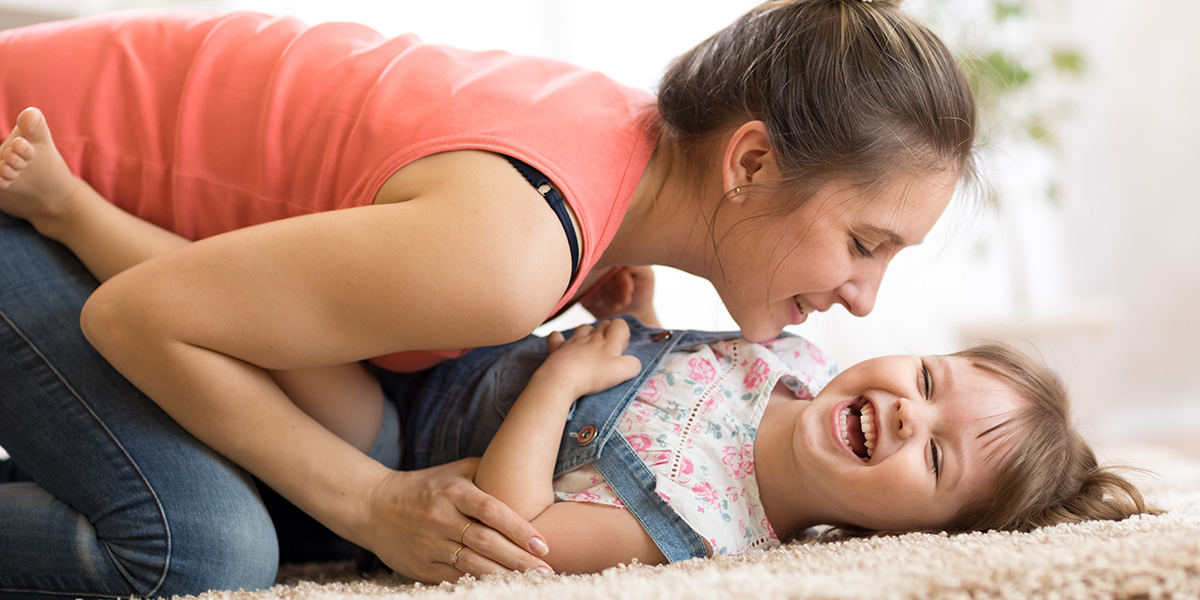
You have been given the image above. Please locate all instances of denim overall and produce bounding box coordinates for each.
[398,316,762,562]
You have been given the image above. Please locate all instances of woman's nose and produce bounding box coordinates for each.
[837,269,882,317]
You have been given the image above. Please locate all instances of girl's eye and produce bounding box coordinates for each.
[852,237,875,259]
[921,361,933,398]
[931,441,942,479]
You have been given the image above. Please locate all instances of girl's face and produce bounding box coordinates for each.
[711,170,956,343]
[785,354,1024,532]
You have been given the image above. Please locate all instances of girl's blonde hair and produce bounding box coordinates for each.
[942,343,1155,533]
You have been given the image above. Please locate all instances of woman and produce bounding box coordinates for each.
[0,0,976,596]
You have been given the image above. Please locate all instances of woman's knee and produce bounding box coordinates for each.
[153,489,280,595]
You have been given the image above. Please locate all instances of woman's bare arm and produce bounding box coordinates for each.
[80,151,570,581]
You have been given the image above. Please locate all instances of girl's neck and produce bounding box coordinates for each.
[755,399,835,540]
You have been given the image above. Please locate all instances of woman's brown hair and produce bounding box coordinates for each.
[657,0,978,206]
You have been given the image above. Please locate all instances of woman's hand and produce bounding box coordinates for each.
[364,458,552,583]
[579,266,660,327]
[538,318,642,400]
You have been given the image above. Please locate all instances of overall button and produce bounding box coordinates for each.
[651,331,672,343]
[576,425,598,445]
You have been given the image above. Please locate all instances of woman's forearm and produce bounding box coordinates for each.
[79,312,389,543]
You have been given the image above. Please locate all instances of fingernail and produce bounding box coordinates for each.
[536,566,552,575]
[529,537,549,556]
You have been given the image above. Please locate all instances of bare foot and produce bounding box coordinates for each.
[0,107,84,224]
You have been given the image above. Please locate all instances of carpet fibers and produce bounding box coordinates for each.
[189,442,1200,600]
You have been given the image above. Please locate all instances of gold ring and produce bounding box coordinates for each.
[459,520,475,545]
[450,545,464,566]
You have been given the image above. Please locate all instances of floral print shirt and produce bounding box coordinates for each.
[552,335,838,557]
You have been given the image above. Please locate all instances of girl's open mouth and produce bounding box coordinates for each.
[839,397,877,461]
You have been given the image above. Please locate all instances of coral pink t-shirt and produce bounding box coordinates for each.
[0,10,659,371]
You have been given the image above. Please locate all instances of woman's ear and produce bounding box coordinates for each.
[721,121,778,203]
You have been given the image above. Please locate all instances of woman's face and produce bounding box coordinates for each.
[710,171,956,343]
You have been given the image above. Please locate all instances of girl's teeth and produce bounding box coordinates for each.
[861,404,875,458]
[840,406,851,447]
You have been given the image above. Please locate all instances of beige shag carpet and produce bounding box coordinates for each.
[191,442,1200,600]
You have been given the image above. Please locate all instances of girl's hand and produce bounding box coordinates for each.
[538,319,642,399]
[580,266,660,327]
[363,458,552,583]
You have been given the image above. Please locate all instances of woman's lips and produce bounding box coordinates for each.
[791,296,815,325]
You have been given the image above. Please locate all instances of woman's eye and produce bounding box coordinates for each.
[852,237,875,259]
[931,442,941,479]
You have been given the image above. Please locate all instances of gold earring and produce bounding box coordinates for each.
[734,187,742,195]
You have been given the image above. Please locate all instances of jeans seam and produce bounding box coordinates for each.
[0,309,173,598]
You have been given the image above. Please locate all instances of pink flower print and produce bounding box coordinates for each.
[700,394,721,414]
[628,433,652,458]
[676,457,694,484]
[687,357,716,384]
[743,358,770,388]
[640,377,665,402]
[650,450,672,466]
[692,482,719,509]
[806,340,829,366]
[762,516,779,540]
[721,445,755,479]
[725,486,746,504]
[634,404,654,424]
[570,489,603,503]
[759,339,777,350]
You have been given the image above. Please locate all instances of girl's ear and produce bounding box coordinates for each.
[721,121,778,203]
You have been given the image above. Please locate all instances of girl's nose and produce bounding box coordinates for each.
[893,397,923,440]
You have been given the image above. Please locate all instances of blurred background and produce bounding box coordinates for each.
[1,0,1195,453]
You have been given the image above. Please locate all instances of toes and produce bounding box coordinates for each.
[15,107,51,145]
[10,137,33,161]
[5,146,29,170]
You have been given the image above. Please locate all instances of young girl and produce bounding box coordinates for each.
[0,111,1150,578]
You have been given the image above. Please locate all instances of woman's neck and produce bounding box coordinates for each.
[595,136,717,276]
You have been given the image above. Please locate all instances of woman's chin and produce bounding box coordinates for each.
[738,321,784,343]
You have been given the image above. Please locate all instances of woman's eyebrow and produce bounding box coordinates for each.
[862,224,919,247]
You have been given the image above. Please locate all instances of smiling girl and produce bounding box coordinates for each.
[436,318,1152,571]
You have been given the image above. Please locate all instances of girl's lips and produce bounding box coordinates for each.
[831,398,857,458]
[831,397,874,461]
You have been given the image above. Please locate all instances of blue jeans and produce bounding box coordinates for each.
[0,213,400,598]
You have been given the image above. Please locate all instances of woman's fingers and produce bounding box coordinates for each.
[363,461,551,582]
[453,477,551,565]
[457,516,551,574]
